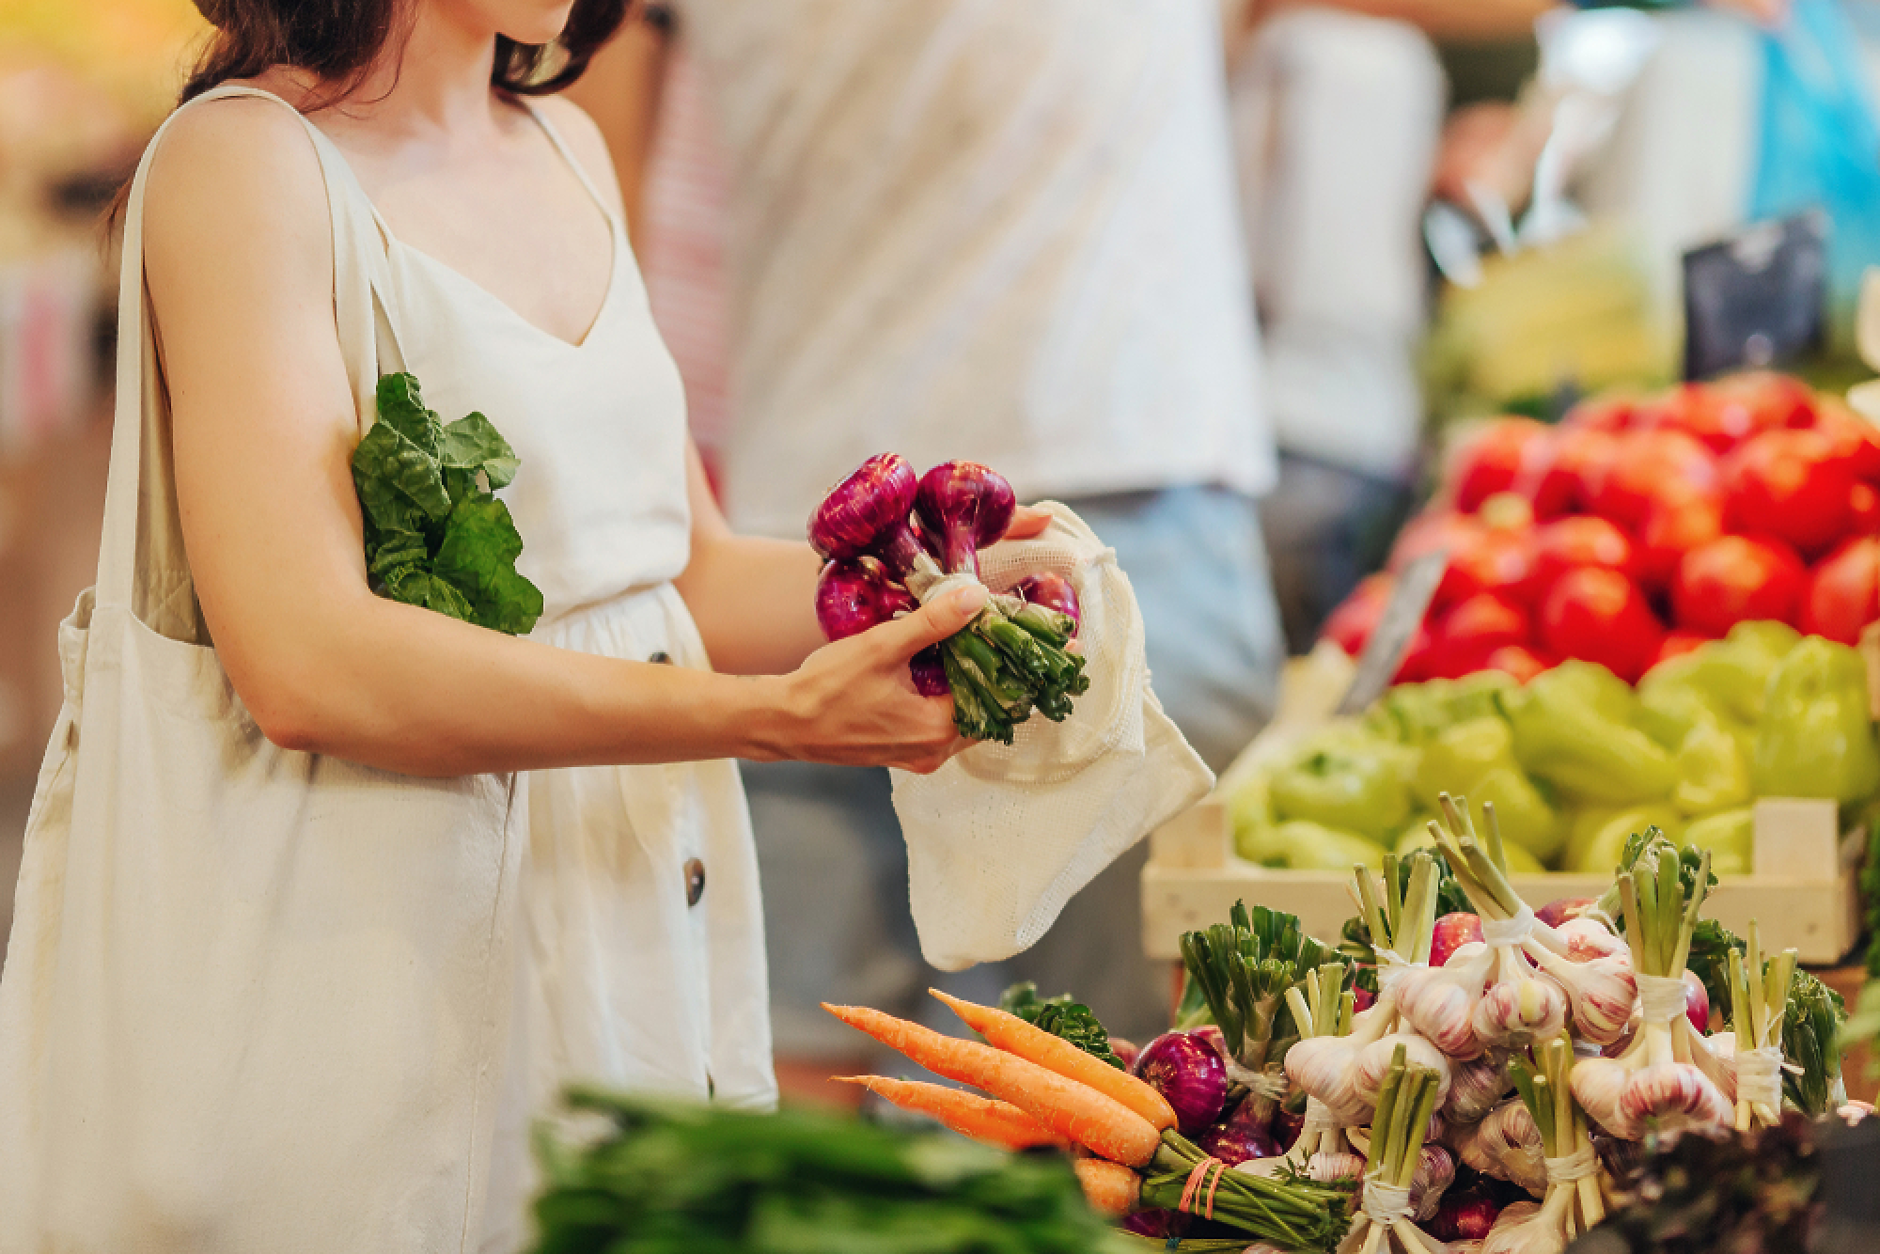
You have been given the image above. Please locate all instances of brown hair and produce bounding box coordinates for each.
[180,0,631,105]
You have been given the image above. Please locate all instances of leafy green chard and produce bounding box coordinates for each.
[352,373,543,635]
[530,1087,1136,1254]
[996,983,1124,1070]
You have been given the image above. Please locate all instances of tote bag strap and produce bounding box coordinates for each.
[96,84,403,621]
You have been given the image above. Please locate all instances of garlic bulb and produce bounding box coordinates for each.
[1282,1034,1369,1125]
[1529,950,1635,1046]
[1463,1098,1548,1196]
[1480,1196,1571,1254]
[1618,1062,1731,1131]
[1355,1033,1454,1109]
[1306,1151,1365,1184]
[1568,1056,1639,1140]
[1411,1144,1456,1222]
[1471,975,1568,1049]
[1556,917,1627,963]
[1397,944,1492,1060]
[1446,1052,1512,1124]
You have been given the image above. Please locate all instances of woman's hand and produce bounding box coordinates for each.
[765,583,987,773]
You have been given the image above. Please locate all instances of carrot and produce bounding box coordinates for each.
[821,1002,1162,1167]
[834,1076,1066,1151]
[1072,1157,1142,1218]
[929,989,1177,1131]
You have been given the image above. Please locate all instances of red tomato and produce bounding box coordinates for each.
[1671,535,1807,635]
[1453,419,1553,513]
[1389,511,1482,574]
[1643,383,1763,453]
[1650,631,1712,672]
[1711,371,1819,429]
[1427,593,1531,678]
[1633,490,1725,590]
[1320,574,1393,657]
[1563,392,1646,433]
[1483,644,1554,683]
[1813,402,1880,484]
[1852,482,1880,532]
[1721,428,1857,557]
[1394,625,1438,683]
[1800,537,1880,645]
[1526,516,1636,600]
[1539,568,1665,683]
[1552,427,1623,514]
[1590,429,1719,531]
[1435,527,1536,611]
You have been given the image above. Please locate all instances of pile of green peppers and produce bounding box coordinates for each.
[1230,622,1880,875]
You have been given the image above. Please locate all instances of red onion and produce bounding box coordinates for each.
[1014,571,1080,630]
[1196,1117,1280,1167]
[1428,1185,1502,1242]
[1121,1210,1188,1240]
[808,454,918,562]
[1110,1036,1141,1071]
[1271,1103,1305,1152]
[814,558,917,641]
[908,647,949,698]
[1134,1031,1228,1135]
[1431,912,1485,969]
[915,461,1016,577]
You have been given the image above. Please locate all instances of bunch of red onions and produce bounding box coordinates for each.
[809,454,1088,744]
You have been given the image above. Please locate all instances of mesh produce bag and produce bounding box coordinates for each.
[891,502,1214,971]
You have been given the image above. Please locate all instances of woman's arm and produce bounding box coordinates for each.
[143,98,972,779]
[672,442,828,675]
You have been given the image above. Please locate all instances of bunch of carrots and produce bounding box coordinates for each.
[825,992,1352,1252]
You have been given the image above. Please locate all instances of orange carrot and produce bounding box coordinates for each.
[834,1075,1066,1151]
[929,988,1177,1131]
[821,1002,1162,1167]
[1073,1157,1142,1218]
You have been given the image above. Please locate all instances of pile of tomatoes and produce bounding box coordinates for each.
[1324,372,1880,684]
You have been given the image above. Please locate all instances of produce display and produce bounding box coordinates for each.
[809,455,1087,743]
[1323,373,1880,685]
[818,796,1866,1252]
[1230,629,1880,873]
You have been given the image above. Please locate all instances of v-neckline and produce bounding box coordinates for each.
[312,104,621,352]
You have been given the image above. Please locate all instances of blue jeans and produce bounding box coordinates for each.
[746,485,1283,1054]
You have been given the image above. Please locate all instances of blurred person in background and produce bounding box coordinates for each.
[574,0,1284,1060]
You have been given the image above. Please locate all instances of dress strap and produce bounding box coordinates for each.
[519,100,626,239]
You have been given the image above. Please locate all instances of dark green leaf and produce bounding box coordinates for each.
[375,371,441,457]
[440,411,520,488]
[352,421,452,528]
[996,982,1125,1070]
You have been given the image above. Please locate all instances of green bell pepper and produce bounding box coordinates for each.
[1682,807,1754,876]
[1260,819,1387,872]
[1412,716,1564,862]
[1267,736,1413,841]
[1671,722,1752,817]
[1751,636,1880,804]
[1499,666,1677,805]
[1689,621,1803,725]
[1565,804,1685,875]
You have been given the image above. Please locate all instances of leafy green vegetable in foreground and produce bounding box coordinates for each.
[352,373,542,634]
[529,1087,1134,1254]
[997,982,1125,1070]
[1180,900,1348,1070]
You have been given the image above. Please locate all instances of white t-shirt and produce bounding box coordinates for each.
[675,0,1275,538]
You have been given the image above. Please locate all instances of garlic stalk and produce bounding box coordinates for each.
[1339,1044,1448,1254]
[1725,920,1797,1131]
[1243,965,1356,1179]
[1509,1035,1606,1246]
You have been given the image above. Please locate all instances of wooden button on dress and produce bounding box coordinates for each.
[684,858,706,906]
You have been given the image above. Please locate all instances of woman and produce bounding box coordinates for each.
[0,0,1045,1249]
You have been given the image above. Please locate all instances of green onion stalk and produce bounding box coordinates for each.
[1178,901,1350,1121]
[1138,1130,1354,1254]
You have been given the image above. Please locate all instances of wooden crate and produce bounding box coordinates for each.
[1142,794,1864,965]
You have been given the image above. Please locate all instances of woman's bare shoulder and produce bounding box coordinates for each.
[140,86,333,291]
[529,94,630,219]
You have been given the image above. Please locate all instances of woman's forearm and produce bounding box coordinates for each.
[675,532,826,675]
[250,585,797,777]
